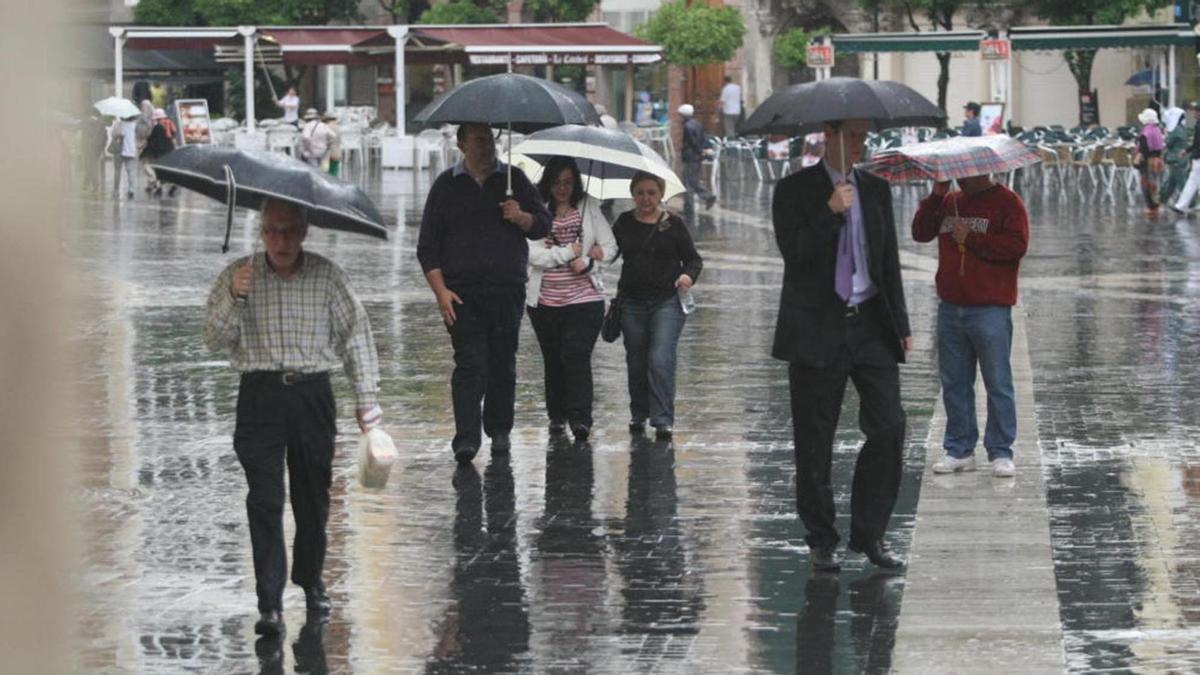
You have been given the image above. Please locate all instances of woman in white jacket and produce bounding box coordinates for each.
[526,156,618,442]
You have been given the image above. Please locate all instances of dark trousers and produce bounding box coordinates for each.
[448,285,525,450]
[683,159,712,201]
[527,300,605,428]
[787,306,905,549]
[233,372,336,613]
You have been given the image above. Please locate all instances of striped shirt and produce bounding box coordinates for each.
[538,209,604,307]
[204,250,380,408]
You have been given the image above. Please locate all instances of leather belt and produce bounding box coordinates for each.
[246,371,328,386]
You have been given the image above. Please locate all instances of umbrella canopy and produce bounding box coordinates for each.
[150,146,387,251]
[510,124,685,200]
[93,97,141,119]
[740,77,946,136]
[413,73,600,134]
[1125,68,1161,87]
[861,135,1041,183]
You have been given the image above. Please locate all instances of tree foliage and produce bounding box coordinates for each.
[133,0,362,26]
[525,0,601,23]
[636,1,746,67]
[774,26,830,71]
[417,0,501,24]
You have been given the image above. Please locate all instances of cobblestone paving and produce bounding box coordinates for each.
[69,167,1200,673]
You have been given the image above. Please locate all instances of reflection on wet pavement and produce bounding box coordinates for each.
[70,169,1200,672]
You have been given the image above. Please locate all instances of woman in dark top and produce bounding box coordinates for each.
[611,171,703,440]
[140,108,177,197]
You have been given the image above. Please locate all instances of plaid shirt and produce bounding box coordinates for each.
[205,250,380,408]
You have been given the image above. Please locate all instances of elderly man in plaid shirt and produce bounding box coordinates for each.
[205,198,381,637]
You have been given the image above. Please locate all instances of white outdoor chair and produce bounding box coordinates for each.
[415,129,446,173]
[338,125,365,175]
[266,126,299,156]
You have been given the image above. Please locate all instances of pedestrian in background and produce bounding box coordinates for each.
[1160,107,1189,207]
[204,198,382,637]
[679,104,716,210]
[322,112,341,176]
[139,108,177,197]
[417,123,551,464]
[1170,102,1200,214]
[526,156,617,444]
[1135,107,1165,215]
[961,102,982,137]
[300,109,334,168]
[770,118,912,572]
[911,173,1029,478]
[275,86,301,126]
[719,76,742,139]
[611,171,703,441]
[109,112,140,199]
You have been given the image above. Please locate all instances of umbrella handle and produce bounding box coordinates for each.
[507,122,513,197]
[222,164,237,254]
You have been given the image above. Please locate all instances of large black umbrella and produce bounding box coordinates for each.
[740,77,946,137]
[414,73,600,194]
[414,72,599,134]
[151,145,387,252]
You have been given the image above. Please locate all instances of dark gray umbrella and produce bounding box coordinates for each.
[414,73,600,194]
[740,77,946,136]
[150,145,387,252]
[414,73,599,134]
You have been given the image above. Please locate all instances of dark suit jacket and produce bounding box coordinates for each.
[770,161,911,367]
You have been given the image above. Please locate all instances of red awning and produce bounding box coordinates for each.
[412,24,662,66]
[259,28,387,66]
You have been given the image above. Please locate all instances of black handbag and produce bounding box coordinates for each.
[600,213,664,343]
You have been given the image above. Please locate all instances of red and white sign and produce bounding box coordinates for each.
[807,43,835,69]
[981,38,1011,61]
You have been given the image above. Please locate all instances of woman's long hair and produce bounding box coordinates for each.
[536,156,585,209]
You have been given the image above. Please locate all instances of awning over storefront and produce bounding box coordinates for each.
[414,23,662,66]
[116,23,660,67]
[832,30,985,54]
[1009,24,1196,51]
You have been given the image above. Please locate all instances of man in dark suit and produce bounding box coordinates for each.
[771,118,912,572]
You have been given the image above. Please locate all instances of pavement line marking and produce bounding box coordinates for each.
[891,300,1066,673]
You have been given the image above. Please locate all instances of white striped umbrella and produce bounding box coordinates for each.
[511,124,685,200]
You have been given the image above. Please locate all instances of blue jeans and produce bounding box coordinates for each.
[620,296,687,427]
[937,301,1016,461]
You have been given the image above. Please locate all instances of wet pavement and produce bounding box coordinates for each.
[70,166,1200,672]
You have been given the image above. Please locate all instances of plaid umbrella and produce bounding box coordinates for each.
[861,135,1040,183]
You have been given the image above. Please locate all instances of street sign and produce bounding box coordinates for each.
[807,43,835,69]
[981,38,1011,61]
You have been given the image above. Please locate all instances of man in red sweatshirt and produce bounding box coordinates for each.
[911,174,1029,477]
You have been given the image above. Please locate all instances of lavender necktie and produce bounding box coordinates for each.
[834,184,855,302]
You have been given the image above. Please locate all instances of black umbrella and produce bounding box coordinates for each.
[740,77,946,137]
[150,145,387,252]
[413,73,600,194]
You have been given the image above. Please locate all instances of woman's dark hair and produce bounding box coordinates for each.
[629,170,665,195]
[537,156,584,209]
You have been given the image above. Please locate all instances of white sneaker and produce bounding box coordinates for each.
[991,458,1016,477]
[932,454,976,474]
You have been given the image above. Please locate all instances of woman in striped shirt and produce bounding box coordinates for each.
[526,156,618,442]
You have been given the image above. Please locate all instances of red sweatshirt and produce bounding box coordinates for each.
[911,183,1029,306]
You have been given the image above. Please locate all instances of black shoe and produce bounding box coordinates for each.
[654,425,673,441]
[1169,204,1185,214]
[571,424,590,443]
[254,610,286,636]
[304,585,332,618]
[453,444,479,464]
[705,195,716,210]
[810,544,842,572]
[491,433,511,454]
[848,539,905,569]
[628,420,646,435]
[548,421,567,436]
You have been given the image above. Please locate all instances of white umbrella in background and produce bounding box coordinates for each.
[511,124,685,200]
[93,97,141,119]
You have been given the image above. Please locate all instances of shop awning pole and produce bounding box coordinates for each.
[238,26,257,130]
[109,27,125,97]
[388,26,409,136]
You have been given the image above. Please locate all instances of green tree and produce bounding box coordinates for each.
[774,26,830,71]
[635,1,746,67]
[1022,0,1171,121]
[525,0,601,22]
[417,0,501,23]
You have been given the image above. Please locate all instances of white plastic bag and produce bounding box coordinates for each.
[357,427,397,488]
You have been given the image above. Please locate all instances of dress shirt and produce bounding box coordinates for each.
[205,250,380,408]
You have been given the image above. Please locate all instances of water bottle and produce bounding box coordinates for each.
[679,289,696,315]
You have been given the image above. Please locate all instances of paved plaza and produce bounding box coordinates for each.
[71,167,1200,673]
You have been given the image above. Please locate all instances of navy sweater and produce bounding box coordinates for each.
[417,163,551,289]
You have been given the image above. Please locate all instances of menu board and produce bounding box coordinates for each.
[176,99,212,145]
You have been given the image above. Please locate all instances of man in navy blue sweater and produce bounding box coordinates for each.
[417,123,552,463]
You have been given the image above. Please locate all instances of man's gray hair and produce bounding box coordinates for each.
[259,198,308,233]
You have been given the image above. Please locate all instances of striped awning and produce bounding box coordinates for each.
[1009,24,1196,51]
